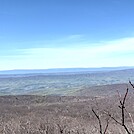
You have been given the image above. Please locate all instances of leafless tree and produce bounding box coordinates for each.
[107,88,131,134]
[92,108,109,134]
[106,81,134,134]
[92,81,134,134]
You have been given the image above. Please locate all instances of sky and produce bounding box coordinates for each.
[0,0,134,70]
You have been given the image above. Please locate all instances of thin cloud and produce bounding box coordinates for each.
[0,37,134,70]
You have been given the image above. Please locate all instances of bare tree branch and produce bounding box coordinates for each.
[103,118,109,134]
[92,108,103,134]
[129,81,134,89]
[106,113,122,126]
[107,87,131,134]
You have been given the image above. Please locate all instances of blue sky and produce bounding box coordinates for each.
[0,0,134,70]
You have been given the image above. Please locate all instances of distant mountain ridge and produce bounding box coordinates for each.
[0,67,133,75]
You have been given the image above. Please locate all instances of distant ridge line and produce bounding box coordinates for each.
[0,67,134,75]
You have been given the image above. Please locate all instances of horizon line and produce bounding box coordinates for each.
[0,66,133,71]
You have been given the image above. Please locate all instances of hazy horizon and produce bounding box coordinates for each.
[0,66,133,72]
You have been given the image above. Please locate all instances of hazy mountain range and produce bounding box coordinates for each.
[0,67,133,75]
